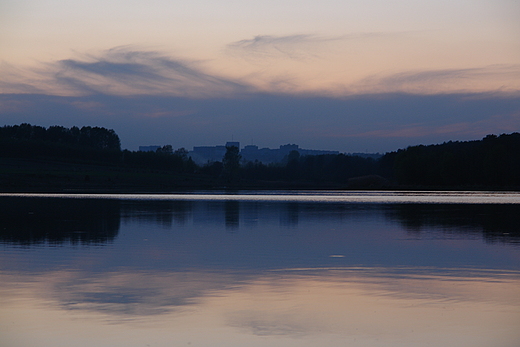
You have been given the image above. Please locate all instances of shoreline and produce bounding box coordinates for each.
[1,157,519,193]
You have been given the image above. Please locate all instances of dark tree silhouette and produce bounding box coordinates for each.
[222,145,241,183]
[382,132,520,187]
[0,123,121,162]
[2,123,518,189]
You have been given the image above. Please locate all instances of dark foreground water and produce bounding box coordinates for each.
[1,191,519,347]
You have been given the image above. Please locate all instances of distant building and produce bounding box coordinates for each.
[148,141,376,165]
[240,144,340,164]
[139,145,161,152]
[279,144,299,153]
[190,145,227,164]
[241,145,259,157]
[190,142,342,165]
[225,141,240,148]
[188,142,241,164]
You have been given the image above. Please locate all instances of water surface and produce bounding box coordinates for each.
[1,191,519,347]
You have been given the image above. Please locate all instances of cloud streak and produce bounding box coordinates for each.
[2,45,519,97]
[353,65,520,94]
[226,33,398,62]
[227,34,328,61]
[1,47,253,97]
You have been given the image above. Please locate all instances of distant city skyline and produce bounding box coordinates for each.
[1,0,519,153]
[140,141,346,165]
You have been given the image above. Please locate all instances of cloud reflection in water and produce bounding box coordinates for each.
[1,267,519,346]
[1,194,520,346]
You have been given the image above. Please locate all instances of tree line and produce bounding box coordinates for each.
[195,132,520,188]
[0,123,121,163]
[1,123,519,188]
[200,132,520,188]
[0,124,196,172]
[387,133,520,187]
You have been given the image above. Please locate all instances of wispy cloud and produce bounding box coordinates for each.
[352,65,520,94]
[227,34,324,61]
[226,33,385,62]
[3,44,519,98]
[0,62,47,94]
[0,47,253,97]
[224,32,520,95]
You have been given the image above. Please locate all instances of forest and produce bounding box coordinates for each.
[389,133,520,187]
[1,123,519,190]
[0,123,121,162]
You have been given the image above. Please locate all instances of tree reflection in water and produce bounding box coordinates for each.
[1,194,519,347]
[1,196,519,246]
[0,197,120,245]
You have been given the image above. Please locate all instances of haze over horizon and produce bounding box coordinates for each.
[1,0,519,153]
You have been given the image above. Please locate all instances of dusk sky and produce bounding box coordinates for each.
[1,0,519,152]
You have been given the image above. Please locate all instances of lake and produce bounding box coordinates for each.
[1,191,519,347]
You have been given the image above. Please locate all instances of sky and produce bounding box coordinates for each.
[1,0,519,153]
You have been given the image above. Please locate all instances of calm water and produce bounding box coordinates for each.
[1,191,519,347]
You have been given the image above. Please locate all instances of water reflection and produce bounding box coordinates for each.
[2,196,519,246]
[386,204,520,245]
[280,202,299,227]
[120,200,193,228]
[1,267,519,346]
[225,200,240,230]
[0,197,120,245]
[1,193,520,347]
[7,267,517,319]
